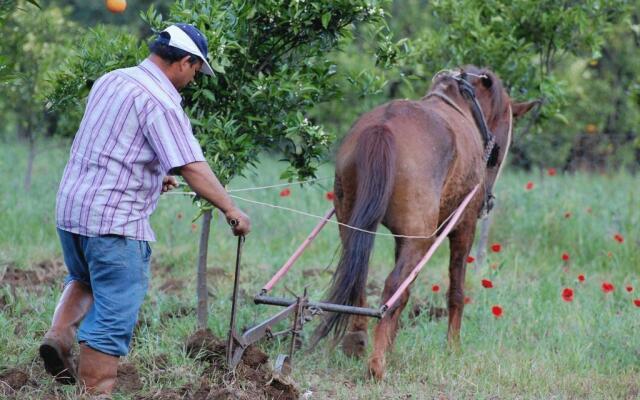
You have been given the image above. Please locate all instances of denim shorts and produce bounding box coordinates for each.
[57,228,151,356]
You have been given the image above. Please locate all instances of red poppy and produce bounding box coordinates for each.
[607,251,613,258]
[191,223,198,233]
[578,274,585,283]
[325,191,335,201]
[634,299,640,307]
[613,233,624,243]
[491,243,501,253]
[466,255,475,263]
[176,212,183,220]
[564,211,572,219]
[547,167,557,176]
[491,305,503,318]
[601,281,615,293]
[626,285,633,293]
[464,296,472,304]
[280,188,291,197]
[525,181,534,190]
[586,207,592,213]
[481,279,494,289]
[431,284,440,293]
[561,288,574,302]
[561,252,570,262]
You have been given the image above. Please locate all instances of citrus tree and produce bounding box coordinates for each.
[49,0,391,182]
[382,0,632,168]
[313,0,635,170]
[0,0,41,82]
[0,5,78,190]
[47,0,391,329]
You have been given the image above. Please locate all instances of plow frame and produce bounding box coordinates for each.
[226,184,480,373]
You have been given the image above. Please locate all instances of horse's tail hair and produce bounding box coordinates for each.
[312,125,396,345]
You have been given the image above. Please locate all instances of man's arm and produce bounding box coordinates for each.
[178,161,251,236]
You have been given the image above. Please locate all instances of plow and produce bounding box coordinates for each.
[225,184,479,374]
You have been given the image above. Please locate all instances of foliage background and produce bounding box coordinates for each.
[2,0,639,178]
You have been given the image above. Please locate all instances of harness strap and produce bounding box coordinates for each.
[455,74,500,167]
[427,70,509,216]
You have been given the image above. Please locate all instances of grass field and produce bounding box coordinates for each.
[1,138,639,399]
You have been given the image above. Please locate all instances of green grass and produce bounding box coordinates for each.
[1,138,639,399]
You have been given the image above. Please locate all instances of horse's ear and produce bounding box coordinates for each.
[511,99,541,119]
[481,75,492,88]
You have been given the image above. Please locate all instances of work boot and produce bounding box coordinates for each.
[39,280,93,384]
[77,343,119,396]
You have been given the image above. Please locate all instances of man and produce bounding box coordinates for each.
[39,23,251,396]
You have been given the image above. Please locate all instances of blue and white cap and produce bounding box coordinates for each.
[161,23,214,76]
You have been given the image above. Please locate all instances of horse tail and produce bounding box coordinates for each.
[313,125,396,344]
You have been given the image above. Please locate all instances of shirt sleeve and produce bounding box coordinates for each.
[144,107,206,174]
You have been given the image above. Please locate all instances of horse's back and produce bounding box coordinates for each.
[337,99,455,173]
[335,99,466,234]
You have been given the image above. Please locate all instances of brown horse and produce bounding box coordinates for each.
[313,66,537,380]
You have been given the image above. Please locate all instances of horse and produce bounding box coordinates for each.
[313,66,538,380]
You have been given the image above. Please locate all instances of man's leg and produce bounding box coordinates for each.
[77,235,151,395]
[40,229,94,384]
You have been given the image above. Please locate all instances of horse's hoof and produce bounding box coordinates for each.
[367,356,385,381]
[341,330,368,358]
[447,337,462,354]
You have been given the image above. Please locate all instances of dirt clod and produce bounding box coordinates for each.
[134,388,184,400]
[0,368,29,394]
[184,329,300,400]
[158,278,185,294]
[409,300,448,322]
[185,329,225,362]
[341,330,368,358]
[161,305,194,321]
[207,267,228,279]
[115,362,143,394]
[0,260,66,290]
[208,387,250,400]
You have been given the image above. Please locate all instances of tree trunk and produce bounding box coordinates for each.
[196,210,213,330]
[23,133,35,192]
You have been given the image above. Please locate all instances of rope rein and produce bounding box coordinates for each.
[165,189,465,240]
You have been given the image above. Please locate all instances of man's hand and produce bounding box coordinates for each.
[224,207,251,236]
[161,176,179,193]
[178,162,252,236]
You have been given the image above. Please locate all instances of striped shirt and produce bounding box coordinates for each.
[56,58,205,241]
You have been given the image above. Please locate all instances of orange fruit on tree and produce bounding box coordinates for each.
[106,0,127,14]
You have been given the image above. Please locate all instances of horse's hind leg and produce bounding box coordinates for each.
[341,235,402,357]
[447,218,476,347]
[368,238,433,381]
[341,291,369,358]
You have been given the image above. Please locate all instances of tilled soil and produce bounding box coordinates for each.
[0,368,30,396]
[114,362,144,394]
[0,260,66,291]
[182,329,299,400]
[2,260,301,399]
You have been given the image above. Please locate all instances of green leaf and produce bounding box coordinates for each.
[553,113,569,125]
[26,0,41,9]
[210,60,226,74]
[321,12,331,29]
[201,89,215,102]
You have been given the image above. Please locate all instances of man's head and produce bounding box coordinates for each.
[149,24,213,89]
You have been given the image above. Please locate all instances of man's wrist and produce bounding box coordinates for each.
[219,202,235,215]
